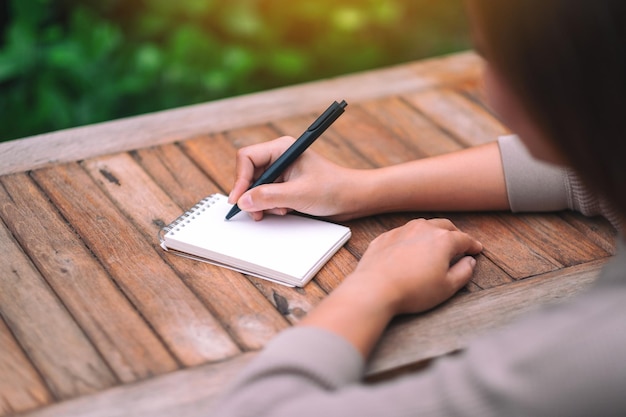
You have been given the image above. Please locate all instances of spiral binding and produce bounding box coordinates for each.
[158,194,219,246]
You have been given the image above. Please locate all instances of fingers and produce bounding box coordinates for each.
[403,218,483,254]
[425,218,458,231]
[448,226,483,256]
[237,180,301,213]
[388,219,482,284]
[228,136,296,204]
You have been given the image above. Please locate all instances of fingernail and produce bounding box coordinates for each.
[469,257,477,268]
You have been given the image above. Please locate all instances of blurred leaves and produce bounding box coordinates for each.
[0,0,469,141]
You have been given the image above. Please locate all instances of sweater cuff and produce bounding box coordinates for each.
[498,135,570,212]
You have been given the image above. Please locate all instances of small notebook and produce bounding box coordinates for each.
[159,194,351,287]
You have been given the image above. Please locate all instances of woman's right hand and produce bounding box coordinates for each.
[228,136,367,221]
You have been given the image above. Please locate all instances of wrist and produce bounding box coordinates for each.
[351,164,423,215]
[300,272,397,358]
[334,168,392,219]
[341,271,403,318]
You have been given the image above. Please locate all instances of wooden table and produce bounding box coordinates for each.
[0,51,616,417]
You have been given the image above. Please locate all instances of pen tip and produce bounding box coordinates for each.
[225,204,240,220]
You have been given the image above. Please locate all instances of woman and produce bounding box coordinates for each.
[213,1,626,415]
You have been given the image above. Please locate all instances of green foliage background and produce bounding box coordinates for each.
[0,0,469,142]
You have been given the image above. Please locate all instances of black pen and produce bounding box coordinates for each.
[226,100,348,220]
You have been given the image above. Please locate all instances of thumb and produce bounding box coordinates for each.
[237,182,302,213]
[446,256,477,290]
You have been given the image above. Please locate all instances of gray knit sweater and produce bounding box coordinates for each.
[212,136,626,417]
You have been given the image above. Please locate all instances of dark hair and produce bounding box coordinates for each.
[472,0,626,218]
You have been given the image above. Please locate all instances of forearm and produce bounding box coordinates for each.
[350,141,509,217]
[299,273,395,358]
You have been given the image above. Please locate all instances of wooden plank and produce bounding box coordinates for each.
[361,96,465,157]
[505,212,611,265]
[246,279,326,323]
[468,256,511,290]
[274,105,421,168]
[559,211,617,255]
[21,260,607,417]
[222,124,281,149]
[453,77,492,114]
[0,317,52,416]
[82,152,290,350]
[130,144,218,210]
[21,353,256,417]
[403,88,510,146]
[446,212,610,280]
[446,212,562,279]
[0,173,179,383]
[0,218,117,400]
[31,164,240,366]
[179,133,236,195]
[326,104,426,167]
[271,113,373,169]
[0,51,481,176]
[367,260,606,375]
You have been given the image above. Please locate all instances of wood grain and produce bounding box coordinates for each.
[131,144,218,210]
[403,88,509,146]
[0,217,117,400]
[82,152,290,350]
[31,163,240,365]
[332,104,425,167]
[504,213,610,265]
[0,316,52,415]
[559,211,617,255]
[361,96,464,157]
[21,353,256,417]
[0,173,178,383]
[271,114,373,169]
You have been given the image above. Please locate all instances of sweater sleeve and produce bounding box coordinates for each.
[498,135,621,228]
[498,134,571,212]
[211,248,626,417]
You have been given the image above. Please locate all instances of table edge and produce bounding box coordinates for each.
[0,50,480,176]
